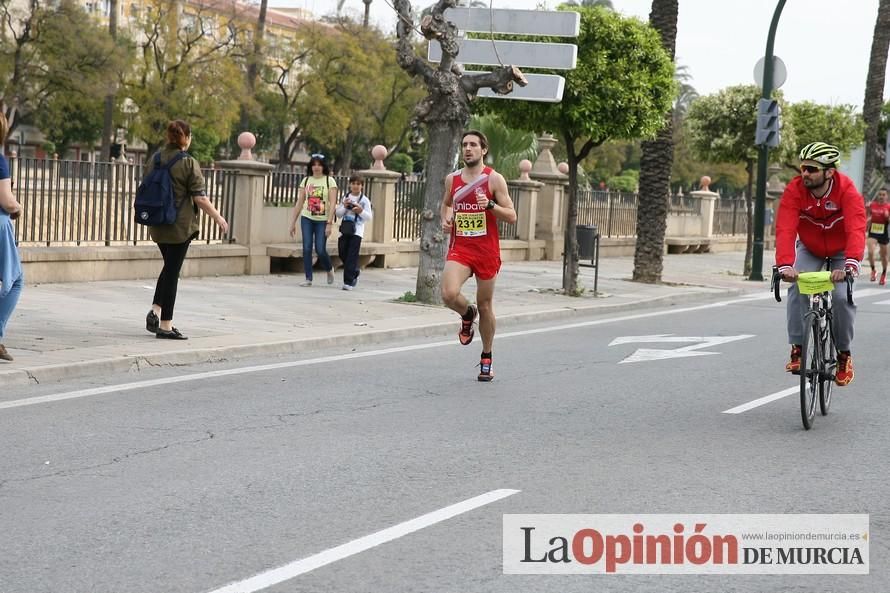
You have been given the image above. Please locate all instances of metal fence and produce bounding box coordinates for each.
[669,193,703,216]
[713,197,750,236]
[498,185,520,240]
[264,169,367,207]
[576,190,639,238]
[394,178,423,241]
[10,157,237,246]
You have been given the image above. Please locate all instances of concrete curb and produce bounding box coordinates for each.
[1,286,753,387]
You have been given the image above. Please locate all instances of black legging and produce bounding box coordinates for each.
[153,240,191,321]
[338,233,363,286]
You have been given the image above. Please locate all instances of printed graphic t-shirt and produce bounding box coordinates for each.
[301,176,337,222]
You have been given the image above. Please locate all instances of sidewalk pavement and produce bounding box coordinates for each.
[0,250,776,387]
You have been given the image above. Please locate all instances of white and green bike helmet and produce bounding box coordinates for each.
[799,142,841,167]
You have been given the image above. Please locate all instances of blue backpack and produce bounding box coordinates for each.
[134,151,187,226]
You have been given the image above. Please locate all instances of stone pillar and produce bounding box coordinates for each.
[690,177,718,238]
[530,134,568,260]
[215,159,275,274]
[509,160,542,244]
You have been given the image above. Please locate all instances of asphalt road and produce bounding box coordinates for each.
[1,289,887,593]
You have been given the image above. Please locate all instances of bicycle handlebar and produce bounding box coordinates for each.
[769,265,855,306]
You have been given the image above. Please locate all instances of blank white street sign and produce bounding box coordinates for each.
[470,73,565,103]
[444,7,580,37]
[428,39,577,70]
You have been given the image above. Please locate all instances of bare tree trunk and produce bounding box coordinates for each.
[562,137,580,294]
[414,119,462,304]
[240,0,269,136]
[632,0,678,284]
[340,128,356,174]
[393,0,525,304]
[863,0,890,181]
[743,159,754,276]
[100,0,119,162]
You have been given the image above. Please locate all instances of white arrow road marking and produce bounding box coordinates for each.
[608,335,708,346]
[610,334,755,364]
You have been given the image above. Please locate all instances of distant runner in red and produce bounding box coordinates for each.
[866,188,890,284]
[440,130,517,382]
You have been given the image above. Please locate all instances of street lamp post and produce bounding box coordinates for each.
[750,0,787,281]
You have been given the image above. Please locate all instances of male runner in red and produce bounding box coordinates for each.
[441,130,517,381]
[866,188,890,284]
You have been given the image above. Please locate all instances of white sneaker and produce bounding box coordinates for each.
[300,280,312,287]
[342,284,353,291]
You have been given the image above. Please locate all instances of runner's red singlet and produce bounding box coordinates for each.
[447,166,502,280]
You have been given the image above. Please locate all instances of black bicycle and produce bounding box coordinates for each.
[771,262,854,429]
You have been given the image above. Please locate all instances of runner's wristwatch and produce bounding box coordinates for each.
[485,199,496,210]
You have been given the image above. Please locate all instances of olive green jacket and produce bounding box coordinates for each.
[145,145,206,244]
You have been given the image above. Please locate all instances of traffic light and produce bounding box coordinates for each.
[755,98,780,148]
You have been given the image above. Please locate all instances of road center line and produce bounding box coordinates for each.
[203,489,520,593]
[722,387,797,414]
[0,292,777,411]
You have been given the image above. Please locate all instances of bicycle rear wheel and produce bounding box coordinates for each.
[819,323,836,416]
[800,315,819,430]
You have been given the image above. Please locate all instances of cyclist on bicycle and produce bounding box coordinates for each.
[775,142,866,386]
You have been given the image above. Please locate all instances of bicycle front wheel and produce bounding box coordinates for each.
[800,315,819,430]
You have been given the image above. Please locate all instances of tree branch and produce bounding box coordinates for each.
[393,0,434,82]
[461,66,527,95]
[420,0,460,72]
[576,138,603,163]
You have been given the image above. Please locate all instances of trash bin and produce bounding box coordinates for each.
[576,224,598,259]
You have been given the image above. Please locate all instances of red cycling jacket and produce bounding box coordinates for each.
[775,171,866,274]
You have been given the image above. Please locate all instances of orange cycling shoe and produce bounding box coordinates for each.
[785,344,801,373]
[835,352,854,386]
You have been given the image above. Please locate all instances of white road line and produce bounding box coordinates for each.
[722,387,797,414]
[204,489,520,593]
[0,292,779,411]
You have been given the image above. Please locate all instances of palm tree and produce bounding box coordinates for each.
[632,0,679,283]
[672,63,698,128]
[863,0,890,182]
[468,114,537,180]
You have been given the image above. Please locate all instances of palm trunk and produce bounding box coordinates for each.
[414,119,462,304]
[863,0,890,181]
[632,0,678,284]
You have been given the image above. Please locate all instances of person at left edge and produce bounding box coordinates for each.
[0,112,23,361]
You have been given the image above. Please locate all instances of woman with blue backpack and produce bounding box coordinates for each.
[143,120,228,340]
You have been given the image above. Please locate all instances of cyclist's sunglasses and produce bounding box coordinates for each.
[800,164,826,174]
[310,153,325,160]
